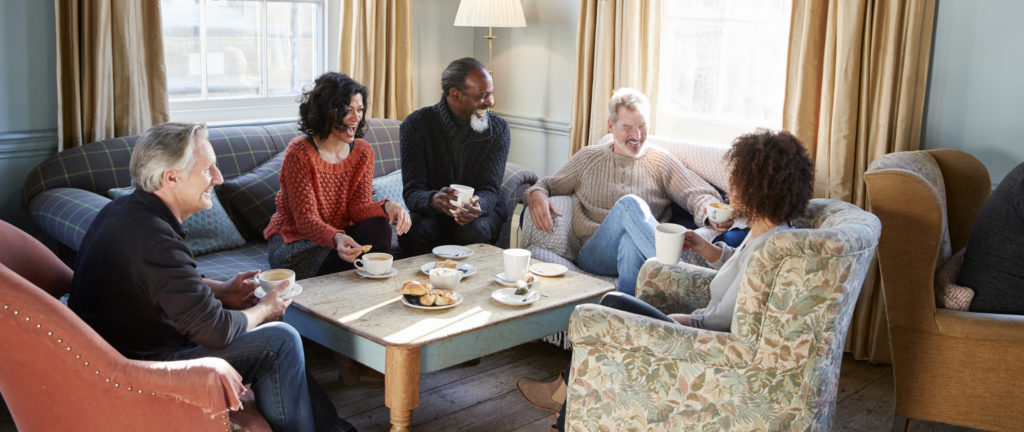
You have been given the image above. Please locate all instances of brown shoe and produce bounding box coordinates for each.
[517,375,566,414]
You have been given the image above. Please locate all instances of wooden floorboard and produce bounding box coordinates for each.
[0,345,989,431]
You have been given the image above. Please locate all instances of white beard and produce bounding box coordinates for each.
[470,111,490,133]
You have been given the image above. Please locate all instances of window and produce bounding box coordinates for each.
[655,0,792,146]
[160,0,327,124]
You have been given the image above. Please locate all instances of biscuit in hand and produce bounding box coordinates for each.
[361,244,373,253]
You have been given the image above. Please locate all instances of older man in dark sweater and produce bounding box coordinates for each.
[399,57,511,256]
[69,123,353,432]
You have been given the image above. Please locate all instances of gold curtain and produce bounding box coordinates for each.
[568,0,661,156]
[340,0,413,120]
[55,0,168,151]
[784,0,936,363]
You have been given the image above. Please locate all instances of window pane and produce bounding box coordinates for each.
[656,0,791,144]
[161,0,202,99]
[267,2,317,96]
[206,1,262,98]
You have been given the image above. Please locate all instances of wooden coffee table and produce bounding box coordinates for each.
[283,243,614,431]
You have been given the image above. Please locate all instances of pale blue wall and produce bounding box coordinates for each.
[0,0,58,233]
[923,0,1024,186]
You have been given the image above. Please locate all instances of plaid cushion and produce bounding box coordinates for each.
[220,152,284,237]
[195,241,270,281]
[499,162,539,247]
[27,188,110,250]
[363,118,401,177]
[371,169,406,209]
[108,187,246,256]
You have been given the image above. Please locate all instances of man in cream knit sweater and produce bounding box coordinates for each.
[524,88,732,295]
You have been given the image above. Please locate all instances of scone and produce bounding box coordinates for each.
[418,291,438,306]
[431,289,459,305]
[401,280,429,305]
[433,259,458,270]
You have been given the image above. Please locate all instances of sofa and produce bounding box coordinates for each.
[21,119,538,281]
[566,199,881,430]
[513,133,735,285]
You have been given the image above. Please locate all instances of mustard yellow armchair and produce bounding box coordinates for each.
[864,149,1024,431]
[566,199,880,431]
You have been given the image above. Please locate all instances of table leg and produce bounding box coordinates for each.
[385,345,421,431]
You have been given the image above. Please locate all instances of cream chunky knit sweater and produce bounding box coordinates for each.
[525,143,723,243]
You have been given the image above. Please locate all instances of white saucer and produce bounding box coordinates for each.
[420,262,477,277]
[254,283,303,300]
[491,272,538,287]
[492,288,541,306]
[356,268,398,279]
[400,292,464,310]
[530,263,568,277]
[432,245,474,260]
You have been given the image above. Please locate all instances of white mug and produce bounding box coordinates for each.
[449,184,475,210]
[706,202,734,223]
[655,223,686,265]
[354,252,393,275]
[503,248,532,282]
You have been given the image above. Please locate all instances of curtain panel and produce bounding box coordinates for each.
[568,0,661,156]
[340,0,414,121]
[55,0,168,151]
[784,0,937,363]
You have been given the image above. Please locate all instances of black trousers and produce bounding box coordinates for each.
[397,211,503,257]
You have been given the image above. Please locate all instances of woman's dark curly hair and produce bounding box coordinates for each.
[298,72,368,141]
[725,129,814,224]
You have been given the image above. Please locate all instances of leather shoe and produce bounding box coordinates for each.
[517,375,566,414]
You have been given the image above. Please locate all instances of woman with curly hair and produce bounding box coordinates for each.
[516,129,815,430]
[264,72,411,279]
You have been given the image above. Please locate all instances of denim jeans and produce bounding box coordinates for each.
[166,322,351,432]
[576,195,659,296]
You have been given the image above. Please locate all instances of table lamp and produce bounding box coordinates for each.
[453,0,527,73]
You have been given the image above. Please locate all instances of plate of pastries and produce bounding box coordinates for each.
[420,259,477,277]
[400,280,463,310]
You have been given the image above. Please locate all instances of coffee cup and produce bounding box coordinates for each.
[706,202,734,223]
[503,248,532,282]
[449,184,475,210]
[257,268,296,294]
[354,252,393,275]
[655,223,686,265]
[429,267,463,290]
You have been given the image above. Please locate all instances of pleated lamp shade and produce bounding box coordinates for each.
[453,0,526,28]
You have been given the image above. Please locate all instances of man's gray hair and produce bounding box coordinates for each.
[130,122,208,193]
[607,88,651,124]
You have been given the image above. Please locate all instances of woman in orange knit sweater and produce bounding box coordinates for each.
[265,72,410,278]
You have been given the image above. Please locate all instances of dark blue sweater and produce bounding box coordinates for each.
[400,97,511,220]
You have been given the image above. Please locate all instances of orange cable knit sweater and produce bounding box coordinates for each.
[263,136,386,247]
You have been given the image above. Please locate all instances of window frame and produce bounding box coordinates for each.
[164,0,334,125]
[653,1,792,147]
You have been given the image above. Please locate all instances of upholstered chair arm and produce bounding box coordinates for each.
[635,259,716,314]
[26,187,110,251]
[519,195,581,262]
[120,357,246,416]
[934,309,1024,344]
[567,303,753,369]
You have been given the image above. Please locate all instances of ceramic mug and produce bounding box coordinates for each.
[354,252,393,275]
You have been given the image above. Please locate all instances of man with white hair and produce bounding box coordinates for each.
[525,88,735,295]
[399,57,511,256]
[69,122,354,431]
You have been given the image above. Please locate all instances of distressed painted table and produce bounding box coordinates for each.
[284,243,614,431]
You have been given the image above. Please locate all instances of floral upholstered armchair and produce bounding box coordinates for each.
[565,199,881,431]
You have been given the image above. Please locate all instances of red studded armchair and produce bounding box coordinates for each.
[0,220,269,432]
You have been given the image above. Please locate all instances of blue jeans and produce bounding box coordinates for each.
[576,195,659,296]
[166,322,349,432]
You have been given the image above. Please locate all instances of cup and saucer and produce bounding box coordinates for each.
[254,268,304,300]
[355,253,397,278]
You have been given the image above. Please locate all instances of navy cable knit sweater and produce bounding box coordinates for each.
[400,96,511,220]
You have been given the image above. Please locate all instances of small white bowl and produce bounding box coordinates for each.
[429,267,463,290]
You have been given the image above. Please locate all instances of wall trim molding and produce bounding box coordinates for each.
[495,112,570,137]
[0,129,57,159]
